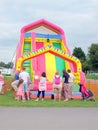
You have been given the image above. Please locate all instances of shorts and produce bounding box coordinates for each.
[63,83,69,89]
[23,82,28,92]
[54,88,61,94]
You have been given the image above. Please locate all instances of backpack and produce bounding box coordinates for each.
[55,76,60,84]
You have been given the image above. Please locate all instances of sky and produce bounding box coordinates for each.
[0,0,98,63]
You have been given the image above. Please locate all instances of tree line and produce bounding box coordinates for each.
[73,43,98,72]
[0,62,13,68]
[0,43,98,72]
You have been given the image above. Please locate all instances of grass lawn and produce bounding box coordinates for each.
[0,90,98,107]
[86,74,98,80]
[0,75,98,107]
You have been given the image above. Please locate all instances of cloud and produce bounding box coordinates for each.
[0,0,98,63]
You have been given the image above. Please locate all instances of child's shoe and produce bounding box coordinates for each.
[27,97,30,100]
[42,98,44,101]
[35,98,39,101]
[64,99,68,102]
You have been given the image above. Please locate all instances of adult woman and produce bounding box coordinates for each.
[62,70,69,101]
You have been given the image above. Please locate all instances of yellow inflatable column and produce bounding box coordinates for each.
[45,41,56,82]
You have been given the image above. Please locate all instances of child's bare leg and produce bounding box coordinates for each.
[22,95,25,102]
[58,93,61,101]
[54,93,57,101]
[17,96,20,101]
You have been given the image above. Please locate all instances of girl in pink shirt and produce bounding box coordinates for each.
[0,71,4,93]
[16,79,25,102]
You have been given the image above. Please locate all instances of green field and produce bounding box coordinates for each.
[0,75,98,107]
[0,90,97,107]
[86,74,98,80]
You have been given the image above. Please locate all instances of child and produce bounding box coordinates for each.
[16,79,25,102]
[53,71,62,101]
[79,84,95,101]
[35,72,47,101]
[0,71,4,93]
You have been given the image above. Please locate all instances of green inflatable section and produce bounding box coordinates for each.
[23,41,32,78]
[72,84,80,92]
[53,42,65,76]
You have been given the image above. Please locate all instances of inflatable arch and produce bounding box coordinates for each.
[15,19,82,84]
[16,45,82,83]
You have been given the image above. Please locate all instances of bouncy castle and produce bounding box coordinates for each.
[15,19,82,84]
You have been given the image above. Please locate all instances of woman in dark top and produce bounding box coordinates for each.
[62,70,69,101]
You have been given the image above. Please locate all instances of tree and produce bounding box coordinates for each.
[82,59,91,73]
[0,62,5,67]
[72,47,86,62]
[4,62,13,68]
[0,61,13,68]
[88,43,98,71]
[72,47,90,72]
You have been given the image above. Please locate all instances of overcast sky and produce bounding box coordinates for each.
[0,0,98,63]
